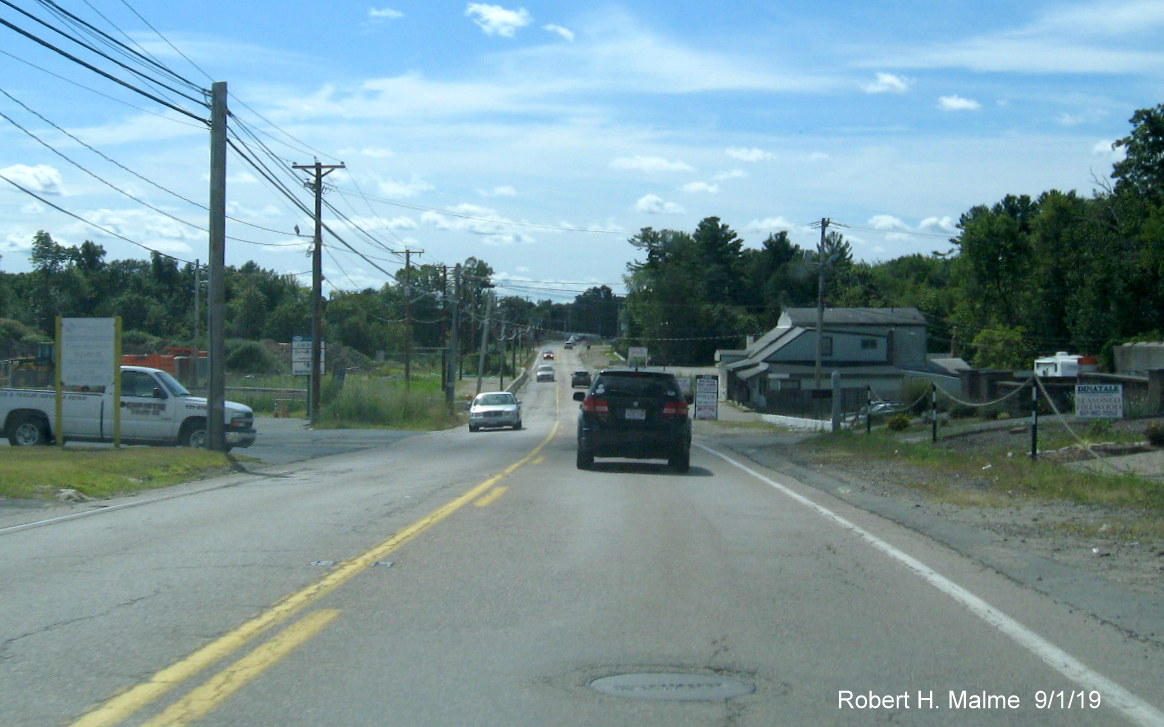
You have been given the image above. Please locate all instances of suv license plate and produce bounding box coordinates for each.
[625,408,646,421]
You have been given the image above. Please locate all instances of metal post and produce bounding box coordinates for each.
[1031,376,1039,459]
[931,382,938,443]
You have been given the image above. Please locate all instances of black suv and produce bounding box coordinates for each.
[573,369,692,472]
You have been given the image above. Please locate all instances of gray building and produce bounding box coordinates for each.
[717,307,957,412]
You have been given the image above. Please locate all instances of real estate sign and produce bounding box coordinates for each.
[1075,384,1123,419]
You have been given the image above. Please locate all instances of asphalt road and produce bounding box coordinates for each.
[2,347,1162,726]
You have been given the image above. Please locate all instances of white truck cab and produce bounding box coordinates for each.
[1,366,256,450]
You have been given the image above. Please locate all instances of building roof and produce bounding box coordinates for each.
[780,307,926,328]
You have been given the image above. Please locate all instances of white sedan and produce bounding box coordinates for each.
[468,391,522,432]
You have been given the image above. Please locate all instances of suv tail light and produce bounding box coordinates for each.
[663,401,688,417]
[581,396,609,414]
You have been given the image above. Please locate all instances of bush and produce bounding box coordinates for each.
[1146,422,1164,446]
[226,340,282,374]
[886,413,911,431]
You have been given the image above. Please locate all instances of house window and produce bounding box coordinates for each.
[821,336,833,357]
[861,338,877,350]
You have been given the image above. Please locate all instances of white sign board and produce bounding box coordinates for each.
[628,346,648,363]
[695,374,719,420]
[60,318,117,387]
[1075,384,1123,419]
[291,335,325,376]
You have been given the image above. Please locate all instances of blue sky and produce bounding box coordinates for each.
[1,0,1162,301]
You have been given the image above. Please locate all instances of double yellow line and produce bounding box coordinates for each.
[72,421,560,727]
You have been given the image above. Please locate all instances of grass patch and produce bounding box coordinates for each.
[0,446,235,500]
[318,376,460,430]
[812,429,1164,513]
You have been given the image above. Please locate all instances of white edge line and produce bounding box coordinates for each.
[697,442,1164,727]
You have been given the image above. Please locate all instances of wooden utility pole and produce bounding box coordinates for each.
[293,160,345,424]
[814,217,829,393]
[448,264,461,409]
[400,247,423,391]
[475,293,493,395]
[207,82,227,451]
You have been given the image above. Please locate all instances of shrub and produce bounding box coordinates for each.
[886,413,911,431]
[1146,422,1164,446]
[226,340,282,374]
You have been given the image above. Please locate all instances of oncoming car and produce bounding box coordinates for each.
[467,391,522,432]
[536,364,555,382]
[573,369,692,472]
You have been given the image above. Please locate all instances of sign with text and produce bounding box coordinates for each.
[1075,384,1123,419]
[60,317,117,387]
[291,335,325,376]
[695,374,719,420]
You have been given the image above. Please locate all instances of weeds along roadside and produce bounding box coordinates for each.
[805,426,1164,540]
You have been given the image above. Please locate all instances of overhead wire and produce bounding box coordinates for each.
[0,1,207,120]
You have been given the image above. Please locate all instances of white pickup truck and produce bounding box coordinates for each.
[0,366,256,451]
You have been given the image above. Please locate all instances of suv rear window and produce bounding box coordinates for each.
[593,373,679,398]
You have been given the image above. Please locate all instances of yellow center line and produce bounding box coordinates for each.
[473,486,508,507]
[140,609,341,727]
[70,420,561,727]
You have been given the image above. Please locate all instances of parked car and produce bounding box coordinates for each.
[468,391,521,432]
[536,364,555,382]
[573,369,691,472]
[571,370,591,388]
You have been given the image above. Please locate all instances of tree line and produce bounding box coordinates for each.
[3,103,1162,373]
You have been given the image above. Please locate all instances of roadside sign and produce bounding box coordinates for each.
[291,335,325,376]
[695,374,719,420]
[60,317,117,387]
[1075,384,1122,419]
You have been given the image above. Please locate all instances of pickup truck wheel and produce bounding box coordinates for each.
[179,420,209,448]
[9,414,50,446]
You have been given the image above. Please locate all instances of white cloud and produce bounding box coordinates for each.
[368,7,403,20]
[863,72,910,94]
[377,175,434,198]
[478,185,518,197]
[1093,139,1125,163]
[421,203,514,237]
[465,3,532,38]
[920,216,958,233]
[543,24,575,42]
[635,194,684,215]
[681,181,719,194]
[868,214,909,231]
[712,169,747,181]
[725,147,772,163]
[938,95,981,111]
[1,164,65,195]
[611,155,694,173]
[744,217,798,234]
[1057,108,1108,127]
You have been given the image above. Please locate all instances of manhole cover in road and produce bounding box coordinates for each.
[588,672,754,701]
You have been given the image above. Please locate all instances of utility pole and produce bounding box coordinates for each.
[207,82,227,451]
[448,264,461,409]
[191,259,200,389]
[400,247,423,391]
[293,160,345,425]
[475,293,493,395]
[814,217,829,394]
